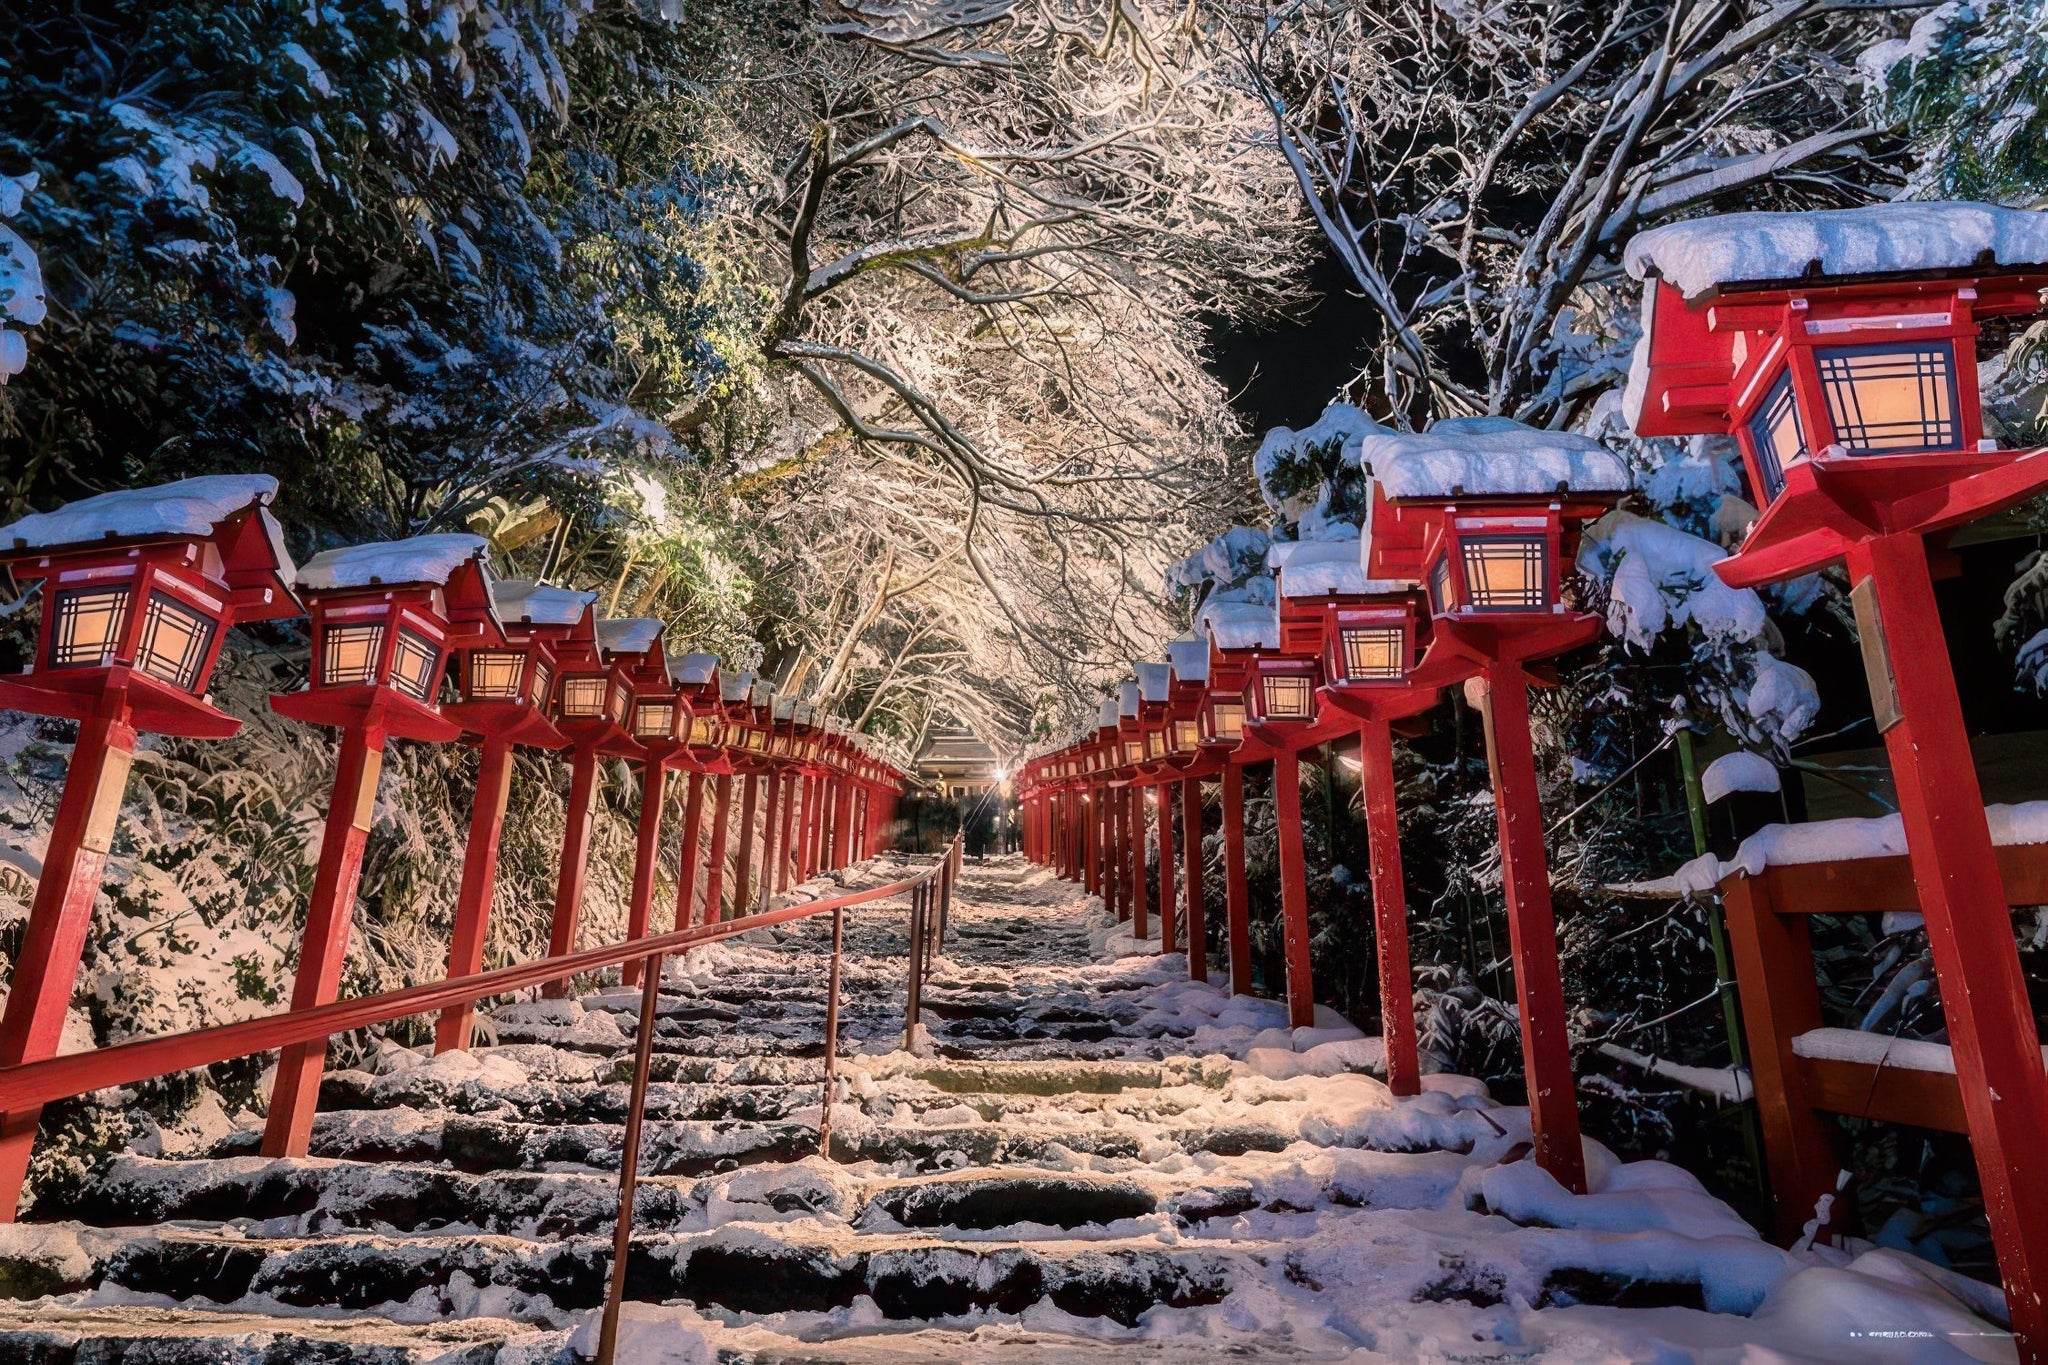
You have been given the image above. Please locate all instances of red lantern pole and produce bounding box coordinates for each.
[1477,665,1586,1193]
[733,774,760,912]
[434,736,516,1053]
[1127,784,1148,941]
[672,771,706,929]
[1180,776,1207,981]
[775,769,798,893]
[1154,781,1176,953]
[832,778,853,872]
[1221,763,1252,997]
[1358,718,1420,1096]
[0,706,137,1213]
[795,774,817,881]
[1270,750,1317,1030]
[757,768,783,908]
[702,773,734,920]
[541,742,603,1000]
[264,721,388,1157]
[620,759,670,989]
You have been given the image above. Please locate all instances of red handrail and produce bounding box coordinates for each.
[0,860,942,1115]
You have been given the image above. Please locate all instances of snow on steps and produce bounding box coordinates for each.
[0,855,2016,1362]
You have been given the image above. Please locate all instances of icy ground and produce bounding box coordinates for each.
[0,856,2018,1362]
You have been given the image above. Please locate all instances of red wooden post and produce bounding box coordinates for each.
[1850,533,2048,1338]
[0,708,137,1214]
[263,723,386,1157]
[795,774,817,881]
[1221,763,1252,996]
[832,779,854,872]
[702,773,734,920]
[1358,719,1420,1095]
[1271,751,1317,1029]
[775,769,798,893]
[1180,776,1207,982]
[757,769,783,909]
[435,737,516,1053]
[541,743,603,999]
[733,774,760,913]
[672,772,706,930]
[1155,781,1176,953]
[1477,664,1586,1194]
[1127,784,1149,941]
[620,760,669,989]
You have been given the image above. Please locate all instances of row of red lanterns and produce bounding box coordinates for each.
[1017,203,2048,1354]
[0,488,907,1218]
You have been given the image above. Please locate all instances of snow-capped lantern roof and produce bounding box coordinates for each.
[491,579,595,629]
[1359,419,1630,504]
[774,696,797,722]
[596,616,662,661]
[1097,698,1120,731]
[668,651,718,689]
[1117,680,1142,720]
[1134,662,1171,705]
[1167,636,1209,687]
[719,668,755,705]
[748,679,775,710]
[1624,202,2048,304]
[1197,597,1280,654]
[0,474,300,624]
[300,534,489,593]
[1269,538,1412,601]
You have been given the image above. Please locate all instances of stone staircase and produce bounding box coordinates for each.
[0,857,2011,1363]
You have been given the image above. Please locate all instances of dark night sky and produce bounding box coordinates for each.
[1203,245,1381,435]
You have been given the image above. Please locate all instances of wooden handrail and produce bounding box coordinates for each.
[1723,840,2048,915]
[0,856,947,1115]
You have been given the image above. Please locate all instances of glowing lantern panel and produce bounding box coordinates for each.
[1459,536,1547,611]
[320,623,385,688]
[1259,673,1314,721]
[465,651,526,701]
[50,586,131,669]
[1206,697,1245,743]
[1814,342,1960,454]
[558,675,606,717]
[633,700,676,739]
[389,629,442,703]
[1339,626,1405,681]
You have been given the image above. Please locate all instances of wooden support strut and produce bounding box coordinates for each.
[435,737,517,1053]
[542,744,603,999]
[621,760,670,989]
[264,724,387,1158]
[1221,763,1253,998]
[0,707,138,1219]
[1358,719,1420,1096]
[1477,663,1587,1194]
[1271,750,1317,1030]
[1127,785,1149,942]
[1155,781,1176,954]
[672,773,706,930]
[702,774,734,921]
[733,774,760,915]
[1180,776,1207,983]
[1848,532,2048,1354]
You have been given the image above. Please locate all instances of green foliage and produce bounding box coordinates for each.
[1874,1,2048,205]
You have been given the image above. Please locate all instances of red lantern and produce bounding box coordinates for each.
[1626,203,2048,1321]
[0,476,298,1218]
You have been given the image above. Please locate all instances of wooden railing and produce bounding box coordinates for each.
[1717,840,2048,1244]
[0,837,963,1365]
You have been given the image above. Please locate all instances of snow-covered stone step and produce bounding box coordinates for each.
[0,1304,565,1364]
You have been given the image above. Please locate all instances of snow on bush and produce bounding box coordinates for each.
[1742,653,1821,750]
[0,172,45,385]
[1699,750,1781,804]
[1576,510,1766,651]
[1165,526,1269,597]
[1253,402,1383,521]
[1625,201,2048,301]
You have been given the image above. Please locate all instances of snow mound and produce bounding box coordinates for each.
[1700,750,1780,804]
[1577,510,1766,649]
[1254,403,1385,515]
[492,578,594,625]
[0,475,280,553]
[1625,201,2048,300]
[298,533,489,590]
[1165,525,1269,596]
[1359,417,1631,500]
[1671,797,2048,894]
[1744,653,1821,749]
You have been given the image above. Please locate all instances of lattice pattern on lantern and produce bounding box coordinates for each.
[558,675,606,717]
[606,683,629,726]
[1209,698,1245,741]
[466,650,526,700]
[1815,342,1960,454]
[1748,371,1805,501]
[634,700,675,738]
[1173,719,1200,751]
[1121,738,1142,764]
[745,726,768,751]
[50,586,131,669]
[321,623,385,687]
[688,715,723,746]
[389,629,442,702]
[1460,536,1547,611]
[1339,625,1405,681]
[136,593,217,691]
[1260,673,1314,719]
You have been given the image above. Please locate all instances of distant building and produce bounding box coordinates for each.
[914,727,1002,800]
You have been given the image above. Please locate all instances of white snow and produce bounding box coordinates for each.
[1196,596,1279,651]
[297,533,490,591]
[1134,662,1170,704]
[669,652,718,686]
[598,617,663,656]
[1624,201,2048,300]
[0,172,44,386]
[1359,417,1632,500]
[1743,653,1822,749]
[0,474,282,553]
[1670,798,2048,895]
[1166,636,1208,684]
[1253,402,1384,516]
[491,578,595,626]
[1577,510,1767,650]
[1165,526,1270,596]
[1700,750,1781,804]
[1097,697,1119,729]
[720,670,756,704]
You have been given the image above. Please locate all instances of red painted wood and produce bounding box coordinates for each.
[434,737,516,1054]
[1222,763,1252,997]
[1180,777,1207,983]
[0,708,137,1219]
[1271,752,1317,1029]
[262,723,387,1158]
[1358,719,1419,1096]
[795,775,817,881]
[1478,663,1587,1194]
[704,774,736,918]
[1128,786,1149,940]
[621,761,669,989]
[734,775,760,914]
[774,770,797,894]
[1851,532,2048,1353]
[541,744,603,1000]
[673,773,706,930]
[832,780,853,872]
[1155,782,1176,953]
